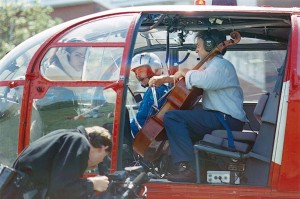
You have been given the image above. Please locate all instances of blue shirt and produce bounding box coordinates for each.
[185,55,247,122]
[130,84,169,136]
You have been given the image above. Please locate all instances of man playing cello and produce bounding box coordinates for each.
[149,29,247,182]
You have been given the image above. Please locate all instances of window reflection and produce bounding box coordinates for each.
[225,50,286,101]
[31,86,116,139]
[0,86,23,165]
[41,47,122,81]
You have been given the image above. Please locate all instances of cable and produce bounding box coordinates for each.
[177,50,191,65]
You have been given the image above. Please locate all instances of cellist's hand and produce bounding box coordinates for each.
[149,76,167,87]
[173,71,183,82]
[173,68,190,82]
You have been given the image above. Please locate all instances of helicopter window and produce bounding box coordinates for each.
[40,47,123,81]
[0,20,72,81]
[0,86,23,166]
[31,86,116,141]
[86,47,122,81]
[225,49,286,101]
[0,45,40,81]
[59,15,134,42]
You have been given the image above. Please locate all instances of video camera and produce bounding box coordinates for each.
[97,166,149,199]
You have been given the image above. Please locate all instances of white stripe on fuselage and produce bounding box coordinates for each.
[272,81,289,165]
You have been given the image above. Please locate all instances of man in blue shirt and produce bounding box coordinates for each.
[130,52,169,137]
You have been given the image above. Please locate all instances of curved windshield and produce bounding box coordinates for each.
[0,21,74,81]
[60,15,133,42]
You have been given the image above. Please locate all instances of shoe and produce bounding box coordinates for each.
[166,162,196,183]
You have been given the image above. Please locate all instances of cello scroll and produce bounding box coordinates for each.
[215,31,241,53]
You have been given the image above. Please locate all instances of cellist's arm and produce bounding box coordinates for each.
[149,75,173,87]
[174,66,206,79]
[149,68,192,87]
[174,68,189,79]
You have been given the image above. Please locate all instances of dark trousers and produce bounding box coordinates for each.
[163,105,244,165]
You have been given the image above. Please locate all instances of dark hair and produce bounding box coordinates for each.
[195,29,227,54]
[63,38,86,56]
[86,126,112,153]
[47,37,86,69]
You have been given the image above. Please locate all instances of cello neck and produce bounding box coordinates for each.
[193,31,241,71]
[192,51,218,70]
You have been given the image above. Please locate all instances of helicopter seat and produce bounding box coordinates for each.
[194,92,272,185]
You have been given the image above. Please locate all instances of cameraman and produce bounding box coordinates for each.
[1,126,112,199]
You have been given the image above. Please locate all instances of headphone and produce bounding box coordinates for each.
[203,32,216,52]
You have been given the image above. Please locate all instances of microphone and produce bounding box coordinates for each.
[122,172,148,199]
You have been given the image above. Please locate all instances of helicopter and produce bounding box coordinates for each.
[0,4,299,198]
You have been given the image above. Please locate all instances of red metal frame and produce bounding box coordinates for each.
[276,14,300,192]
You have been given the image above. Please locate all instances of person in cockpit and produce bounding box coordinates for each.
[129,52,169,137]
[44,38,87,81]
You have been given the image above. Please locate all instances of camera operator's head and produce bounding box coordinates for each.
[85,126,112,168]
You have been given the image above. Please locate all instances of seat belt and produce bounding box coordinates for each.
[213,112,236,150]
[151,87,159,112]
[128,105,142,130]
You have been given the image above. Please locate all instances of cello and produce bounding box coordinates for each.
[132,31,241,161]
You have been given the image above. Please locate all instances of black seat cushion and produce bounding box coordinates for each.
[202,134,251,153]
[211,130,257,142]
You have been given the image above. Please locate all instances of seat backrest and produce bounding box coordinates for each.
[253,93,269,124]
[250,92,278,157]
[244,91,280,186]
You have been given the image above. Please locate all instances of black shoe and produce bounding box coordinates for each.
[166,162,196,183]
